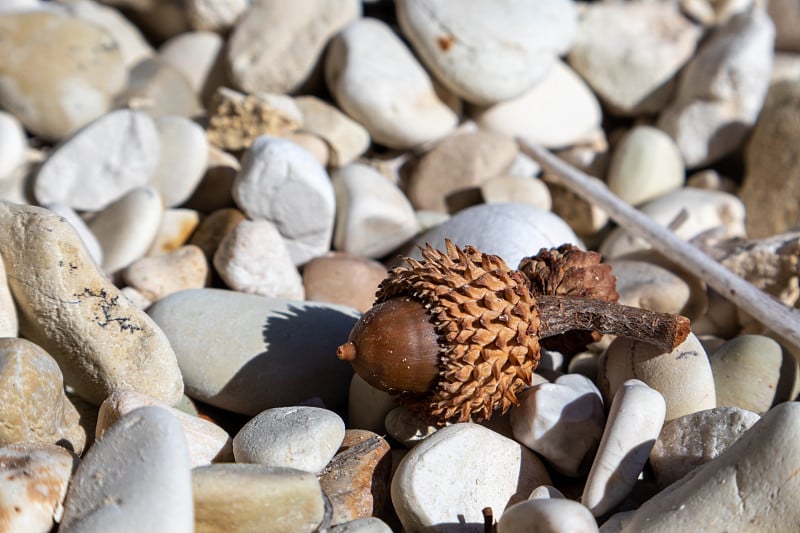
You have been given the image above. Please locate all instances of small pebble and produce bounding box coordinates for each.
[146,208,201,257]
[294,95,371,167]
[115,57,201,118]
[347,374,397,434]
[609,259,693,316]
[185,0,248,33]
[498,498,599,533]
[124,245,208,302]
[158,31,225,98]
[149,115,209,207]
[0,111,27,180]
[45,203,104,267]
[189,207,247,260]
[384,406,438,449]
[480,175,552,212]
[0,257,17,337]
[303,252,388,313]
[529,485,565,500]
[331,517,393,532]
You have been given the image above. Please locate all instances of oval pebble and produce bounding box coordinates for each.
[0,111,27,180]
[294,95,370,167]
[347,374,397,434]
[123,245,208,302]
[303,252,388,314]
[44,203,104,267]
[384,407,438,449]
[158,30,224,97]
[149,115,209,207]
[498,498,598,533]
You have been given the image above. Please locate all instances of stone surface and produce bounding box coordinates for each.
[709,335,783,414]
[331,518,393,532]
[115,57,201,118]
[0,10,126,140]
[60,406,193,532]
[0,202,183,405]
[0,443,75,533]
[391,423,551,531]
[158,31,224,100]
[303,252,387,313]
[185,0,248,32]
[649,406,760,488]
[769,0,800,52]
[480,175,552,211]
[326,17,458,149]
[0,338,85,453]
[0,111,26,180]
[149,115,209,207]
[396,0,577,105]
[0,257,16,337]
[189,208,247,260]
[233,135,335,266]
[384,407,438,449]
[347,374,397,434]
[609,260,693,316]
[582,379,666,517]
[124,245,208,302]
[184,145,238,214]
[192,464,326,533]
[33,109,160,211]
[147,208,201,257]
[294,96,370,167]
[147,288,357,415]
[498,498,599,533]
[44,203,104,267]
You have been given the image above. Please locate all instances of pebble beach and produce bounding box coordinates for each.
[2,0,800,531]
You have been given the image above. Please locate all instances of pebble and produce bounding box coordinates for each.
[227,0,360,94]
[474,60,602,149]
[332,163,420,257]
[185,0,248,33]
[396,0,577,105]
[510,374,605,477]
[294,95,371,167]
[621,401,800,531]
[33,109,161,211]
[599,333,715,422]
[146,208,201,256]
[0,337,85,453]
[709,334,783,414]
[192,464,326,532]
[480,175,553,211]
[282,131,331,166]
[567,2,701,116]
[0,111,27,180]
[582,379,666,517]
[384,407,438,449]
[233,406,345,473]
[770,0,800,52]
[232,135,335,266]
[406,130,519,213]
[213,218,304,299]
[0,257,17,337]
[158,31,225,99]
[347,374,397,434]
[331,517,393,532]
[498,498,599,533]
[0,10,126,140]
[123,245,208,302]
[45,203,104,267]
[149,115,209,207]
[88,186,164,275]
[649,406,760,488]
[116,57,201,118]
[105,0,187,42]
[609,259,693,316]
[680,0,754,26]
[657,9,775,167]
[391,423,552,531]
[189,207,247,260]
[0,202,183,405]
[529,485,565,500]
[0,443,75,533]
[119,286,152,311]
[319,430,392,525]
[96,389,232,467]
[60,406,193,533]
[147,288,357,415]
[325,17,458,149]
[184,146,237,214]
[303,252,387,313]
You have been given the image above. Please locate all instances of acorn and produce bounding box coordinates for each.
[337,240,690,425]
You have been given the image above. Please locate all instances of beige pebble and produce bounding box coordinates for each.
[115,57,201,118]
[295,95,370,167]
[123,245,208,302]
[281,131,330,167]
[480,175,552,211]
[498,498,599,533]
[303,252,387,313]
[189,208,247,260]
[147,208,201,257]
[0,256,17,336]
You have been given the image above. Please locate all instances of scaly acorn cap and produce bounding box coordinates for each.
[375,240,541,424]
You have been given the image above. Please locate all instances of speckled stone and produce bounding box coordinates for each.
[124,245,208,302]
[709,335,783,414]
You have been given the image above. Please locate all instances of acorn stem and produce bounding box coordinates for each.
[537,295,691,352]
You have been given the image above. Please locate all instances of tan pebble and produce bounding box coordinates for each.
[281,130,330,166]
[303,252,387,313]
[294,95,370,167]
[0,256,17,336]
[189,208,247,260]
[147,208,201,256]
[124,245,208,302]
[183,145,238,214]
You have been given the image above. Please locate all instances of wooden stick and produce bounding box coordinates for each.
[520,140,800,353]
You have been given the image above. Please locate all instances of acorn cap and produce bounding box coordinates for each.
[376,240,541,424]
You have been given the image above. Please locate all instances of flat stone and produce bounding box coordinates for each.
[189,208,247,260]
[294,96,370,167]
[233,135,335,266]
[498,498,599,533]
[391,423,551,531]
[0,202,183,405]
[347,374,397,435]
[115,57,201,118]
[60,406,193,533]
[303,252,387,314]
[0,443,75,533]
[0,338,85,453]
[33,109,160,211]
[147,288,357,415]
[146,208,201,257]
[192,464,326,533]
[326,18,458,149]
[649,406,760,488]
[158,31,225,99]
[149,115,208,207]
[123,245,208,303]
[0,111,26,180]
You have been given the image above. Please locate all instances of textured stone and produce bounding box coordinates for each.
[609,260,693,316]
[189,208,247,260]
[709,335,783,414]
[124,245,208,303]
[303,252,387,313]
[498,498,599,533]
[185,0,248,32]
[294,95,370,166]
[331,518,393,532]
[44,203,104,267]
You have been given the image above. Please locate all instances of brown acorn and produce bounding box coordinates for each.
[337,240,690,426]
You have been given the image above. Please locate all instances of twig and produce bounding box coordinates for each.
[520,140,800,354]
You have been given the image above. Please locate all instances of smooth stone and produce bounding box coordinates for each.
[295,95,370,167]
[599,188,746,258]
[393,203,581,271]
[510,374,605,477]
[96,389,232,467]
[498,498,599,533]
[319,430,392,525]
[147,288,357,415]
[34,109,160,211]
[326,17,458,149]
[213,219,304,299]
[528,485,565,500]
[0,257,17,336]
[0,10,126,140]
[347,374,397,434]
[598,511,634,533]
[115,57,201,118]
[123,245,208,302]
[233,406,344,473]
[709,335,783,414]
[770,0,800,52]
[391,423,552,531]
[332,163,420,257]
[185,0,248,32]
[599,333,716,422]
[474,60,602,149]
[183,145,237,214]
[192,464,326,533]
[0,111,26,180]
[0,202,183,405]
[622,401,800,531]
[609,260,692,316]
[0,338,85,453]
[568,2,701,115]
[303,252,388,313]
[60,407,193,533]
[149,115,208,207]
[99,0,188,42]
[88,186,164,274]
[396,0,577,105]
[281,131,330,166]
[606,126,685,206]
[480,175,552,212]
[582,379,666,517]
[159,31,224,100]
[406,131,518,213]
[146,208,201,256]
[649,406,760,488]
[119,286,152,310]
[680,0,754,26]
[549,183,610,238]
[657,10,775,167]
[233,135,335,266]
[189,208,247,260]
[772,50,800,84]
[331,517,393,532]
[44,203,103,267]
[384,407,438,449]
[0,443,75,533]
